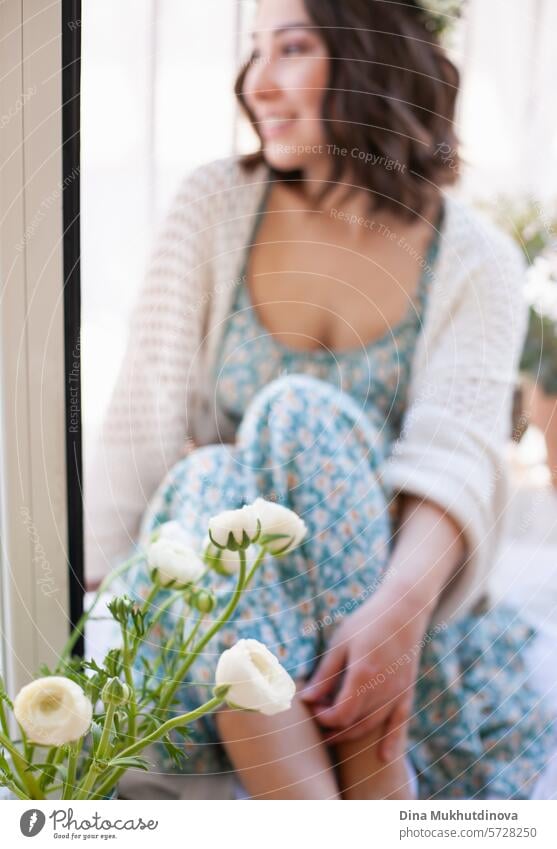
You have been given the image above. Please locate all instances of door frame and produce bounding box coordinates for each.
[0,0,83,694]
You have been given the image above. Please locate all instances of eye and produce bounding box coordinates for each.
[280,41,310,57]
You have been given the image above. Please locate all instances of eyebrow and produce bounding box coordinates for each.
[251,22,315,40]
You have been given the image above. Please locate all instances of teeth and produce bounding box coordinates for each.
[264,117,292,125]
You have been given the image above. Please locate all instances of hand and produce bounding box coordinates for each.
[301,587,431,760]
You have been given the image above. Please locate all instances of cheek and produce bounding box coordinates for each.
[280,56,329,118]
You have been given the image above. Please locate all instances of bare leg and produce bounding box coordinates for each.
[334,722,416,800]
[216,691,340,800]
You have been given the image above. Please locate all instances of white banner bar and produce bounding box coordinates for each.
[2,800,556,847]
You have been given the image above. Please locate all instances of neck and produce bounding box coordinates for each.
[300,159,370,217]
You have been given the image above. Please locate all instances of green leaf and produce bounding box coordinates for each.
[90,720,103,751]
[160,735,187,769]
[0,750,16,780]
[82,658,104,675]
[31,761,68,783]
[171,726,191,740]
[0,690,13,712]
[107,756,151,771]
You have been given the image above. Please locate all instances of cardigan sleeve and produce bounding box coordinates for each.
[381,222,528,623]
[84,165,213,586]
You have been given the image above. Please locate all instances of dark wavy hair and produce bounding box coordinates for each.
[235,0,460,218]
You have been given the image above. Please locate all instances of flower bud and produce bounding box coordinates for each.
[104,649,122,678]
[208,505,260,551]
[107,596,135,625]
[215,640,295,716]
[192,589,216,614]
[101,677,131,708]
[203,536,243,576]
[147,537,205,588]
[251,498,307,556]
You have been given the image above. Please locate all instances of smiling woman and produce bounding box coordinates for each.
[88,0,557,801]
[236,0,460,216]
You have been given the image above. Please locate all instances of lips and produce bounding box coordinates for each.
[258,116,297,140]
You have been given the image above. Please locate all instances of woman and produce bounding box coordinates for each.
[86,0,555,799]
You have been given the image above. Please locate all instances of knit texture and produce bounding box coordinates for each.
[85,156,528,622]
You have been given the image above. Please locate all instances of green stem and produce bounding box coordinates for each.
[145,591,183,634]
[244,547,267,588]
[0,731,44,799]
[139,584,160,617]
[38,745,65,792]
[93,694,226,800]
[57,552,144,669]
[74,702,117,800]
[0,750,29,799]
[157,552,247,714]
[62,739,82,800]
[0,697,9,737]
[129,585,176,660]
[0,774,30,800]
[121,628,136,742]
[21,728,34,766]
[151,616,204,720]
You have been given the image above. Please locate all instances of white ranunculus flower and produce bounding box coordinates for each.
[208,505,260,551]
[252,498,307,555]
[147,536,205,587]
[13,677,93,747]
[155,520,195,546]
[215,639,296,716]
[203,536,244,575]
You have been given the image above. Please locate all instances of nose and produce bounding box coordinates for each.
[244,53,281,105]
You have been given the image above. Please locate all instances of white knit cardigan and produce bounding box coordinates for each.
[85,156,528,624]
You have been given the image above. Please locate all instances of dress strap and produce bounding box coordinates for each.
[239,178,273,279]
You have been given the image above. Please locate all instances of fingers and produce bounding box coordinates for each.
[322,712,386,745]
[311,666,363,728]
[379,692,414,763]
[300,644,346,704]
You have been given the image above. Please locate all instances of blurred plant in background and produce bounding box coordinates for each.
[419,0,465,37]
[522,256,557,397]
[485,196,557,484]
[487,196,557,396]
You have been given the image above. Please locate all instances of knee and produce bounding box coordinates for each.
[239,374,341,434]
[263,374,336,407]
[161,443,233,501]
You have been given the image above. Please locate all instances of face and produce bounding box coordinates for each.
[242,0,331,173]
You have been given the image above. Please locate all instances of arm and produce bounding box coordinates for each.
[382,217,529,621]
[84,166,213,588]
[303,217,528,750]
[301,494,465,749]
[387,492,467,620]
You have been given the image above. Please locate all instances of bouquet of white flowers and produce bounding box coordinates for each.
[0,499,306,800]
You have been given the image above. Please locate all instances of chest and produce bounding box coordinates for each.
[246,207,436,353]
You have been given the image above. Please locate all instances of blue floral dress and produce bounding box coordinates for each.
[127,194,555,799]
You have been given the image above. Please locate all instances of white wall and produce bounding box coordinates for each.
[457,0,557,200]
[81,0,240,447]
